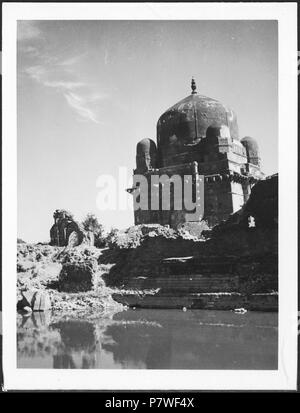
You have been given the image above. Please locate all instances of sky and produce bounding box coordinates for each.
[17,20,278,242]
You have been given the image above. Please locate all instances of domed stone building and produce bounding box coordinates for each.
[129,79,264,228]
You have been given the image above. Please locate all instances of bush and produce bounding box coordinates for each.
[104,224,178,249]
[105,227,121,248]
[82,213,105,248]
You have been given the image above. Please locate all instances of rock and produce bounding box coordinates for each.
[67,231,80,248]
[58,263,94,292]
[234,308,247,314]
[50,209,84,247]
[17,289,51,312]
[85,231,95,247]
[33,262,62,284]
[107,224,178,250]
[21,290,36,307]
[32,291,52,311]
[178,221,209,239]
[17,260,35,272]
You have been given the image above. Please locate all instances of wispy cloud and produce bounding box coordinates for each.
[57,54,87,67]
[25,65,47,82]
[43,80,86,90]
[22,47,108,124]
[17,21,42,41]
[19,45,40,57]
[25,66,85,91]
[64,92,101,124]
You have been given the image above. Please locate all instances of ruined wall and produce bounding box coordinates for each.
[231,181,245,213]
[104,176,278,306]
[204,179,233,226]
[243,174,278,228]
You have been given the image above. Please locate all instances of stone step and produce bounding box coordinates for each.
[123,273,236,280]
[112,292,278,311]
[121,276,239,293]
[162,256,237,263]
[120,275,276,293]
[142,256,277,278]
[160,262,235,275]
[121,275,239,282]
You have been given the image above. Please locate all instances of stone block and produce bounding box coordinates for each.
[18,289,51,312]
[32,291,52,311]
[22,289,36,307]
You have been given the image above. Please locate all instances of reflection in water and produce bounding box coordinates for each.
[17,309,278,369]
[52,321,98,369]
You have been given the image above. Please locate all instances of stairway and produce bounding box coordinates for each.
[112,255,278,311]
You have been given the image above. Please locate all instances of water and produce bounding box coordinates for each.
[17,309,278,369]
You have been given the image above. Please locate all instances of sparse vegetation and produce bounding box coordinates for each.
[82,213,105,248]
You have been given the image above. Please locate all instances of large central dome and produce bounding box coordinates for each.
[157,79,239,152]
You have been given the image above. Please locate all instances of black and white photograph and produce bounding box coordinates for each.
[1,3,298,391]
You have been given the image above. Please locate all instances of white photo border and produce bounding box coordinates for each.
[2,2,298,390]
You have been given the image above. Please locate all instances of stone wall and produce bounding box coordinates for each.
[102,174,278,310]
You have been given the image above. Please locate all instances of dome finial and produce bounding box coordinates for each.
[191,77,197,94]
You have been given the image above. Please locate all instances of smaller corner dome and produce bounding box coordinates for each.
[241,136,259,153]
[136,138,157,171]
[136,138,157,155]
[241,136,260,166]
